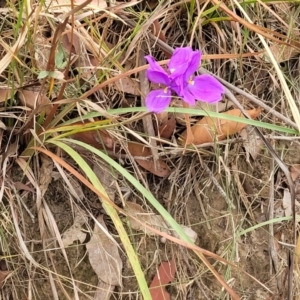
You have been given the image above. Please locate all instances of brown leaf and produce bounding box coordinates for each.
[127,142,170,177]
[173,99,233,125]
[115,77,141,96]
[125,202,197,242]
[181,108,261,145]
[0,87,15,103]
[72,127,115,150]
[158,116,176,140]
[149,259,176,300]
[125,202,169,236]
[240,126,263,161]
[18,88,52,114]
[290,165,300,182]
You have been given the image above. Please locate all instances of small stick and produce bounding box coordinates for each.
[182,102,194,147]
[138,45,160,169]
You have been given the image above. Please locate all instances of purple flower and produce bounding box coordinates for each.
[145,47,225,113]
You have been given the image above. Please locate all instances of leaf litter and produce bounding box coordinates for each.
[1,0,300,299]
[86,215,122,300]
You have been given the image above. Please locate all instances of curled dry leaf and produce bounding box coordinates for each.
[181,107,261,145]
[86,215,122,286]
[18,88,52,114]
[149,259,176,300]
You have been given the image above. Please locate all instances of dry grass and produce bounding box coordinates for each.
[0,0,300,299]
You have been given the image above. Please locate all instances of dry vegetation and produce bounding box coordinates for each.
[0,0,300,299]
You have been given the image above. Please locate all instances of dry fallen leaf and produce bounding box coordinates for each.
[72,127,115,151]
[61,207,88,247]
[240,126,263,161]
[127,142,170,177]
[18,87,52,114]
[263,44,300,63]
[115,77,141,96]
[158,116,176,140]
[125,202,169,235]
[86,215,122,299]
[181,108,261,145]
[149,259,176,300]
[0,87,15,103]
[173,99,233,125]
[125,202,198,242]
[93,159,117,202]
[289,164,300,182]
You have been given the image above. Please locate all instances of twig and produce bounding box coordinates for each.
[138,45,160,169]
[268,157,282,291]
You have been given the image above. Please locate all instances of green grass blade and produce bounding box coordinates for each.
[48,138,193,244]
[48,140,152,300]
[59,107,298,135]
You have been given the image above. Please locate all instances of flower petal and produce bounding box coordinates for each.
[184,50,201,79]
[176,84,196,105]
[145,89,172,113]
[168,47,201,79]
[188,74,225,103]
[145,55,170,85]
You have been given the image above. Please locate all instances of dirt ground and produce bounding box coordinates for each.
[0,2,299,299]
[1,138,298,299]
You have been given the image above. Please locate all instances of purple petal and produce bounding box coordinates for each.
[187,74,225,103]
[168,47,201,79]
[145,89,172,113]
[145,55,170,85]
[170,77,196,105]
[180,88,196,105]
[184,50,201,79]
